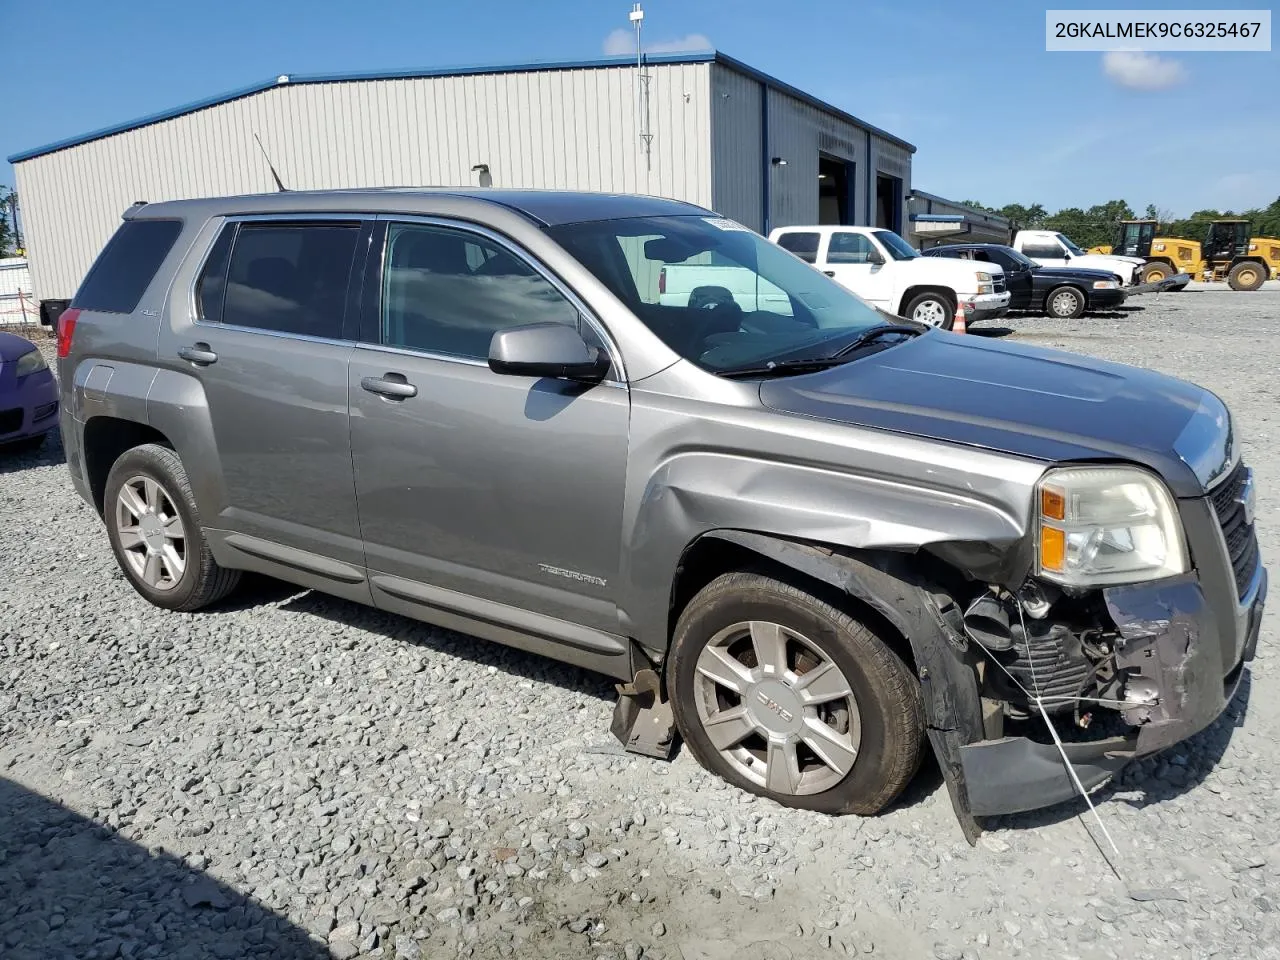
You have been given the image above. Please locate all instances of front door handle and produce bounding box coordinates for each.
[361,374,418,399]
[823,270,836,277]
[178,343,218,365]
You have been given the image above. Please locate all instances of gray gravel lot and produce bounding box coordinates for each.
[3,282,1279,960]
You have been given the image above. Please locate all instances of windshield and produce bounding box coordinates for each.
[1055,233,1087,256]
[997,245,1039,269]
[546,215,888,373]
[871,230,919,260]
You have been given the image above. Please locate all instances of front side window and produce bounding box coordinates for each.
[827,232,877,264]
[214,222,360,338]
[381,223,580,359]
[1022,241,1065,259]
[547,215,887,374]
[775,232,821,263]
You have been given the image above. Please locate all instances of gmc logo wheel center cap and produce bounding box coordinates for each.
[751,681,801,733]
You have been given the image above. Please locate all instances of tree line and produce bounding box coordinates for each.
[959,197,1280,251]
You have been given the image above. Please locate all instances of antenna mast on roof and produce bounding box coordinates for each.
[630,3,653,186]
[253,133,289,192]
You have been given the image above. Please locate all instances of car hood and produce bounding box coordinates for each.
[759,332,1230,497]
[1067,254,1141,275]
[904,256,1003,282]
[1033,265,1125,282]
[0,331,39,363]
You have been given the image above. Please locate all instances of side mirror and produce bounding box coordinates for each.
[867,249,886,266]
[1060,249,1071,259]
[488,322,610,382]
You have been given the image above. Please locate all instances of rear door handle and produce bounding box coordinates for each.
[361,374,418,399]
[177,343,218,365]
[823,270,836,277]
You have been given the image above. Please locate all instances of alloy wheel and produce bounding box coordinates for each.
[911,300,947,326]
[115,475,187,590]
[692,620,862,796]
[1051,290,1080,317]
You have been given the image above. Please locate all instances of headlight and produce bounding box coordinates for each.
[1035,465,1188,587]
[1092,280,1118,289]
[14,348,48,378]
[976,282,994,294]
[975,272,992,282]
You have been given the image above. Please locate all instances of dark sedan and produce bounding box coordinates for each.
[923,243,1126,319]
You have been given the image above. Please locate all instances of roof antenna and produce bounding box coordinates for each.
[253,133,288,192]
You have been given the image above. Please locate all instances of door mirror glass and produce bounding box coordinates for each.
[488,322,610,382]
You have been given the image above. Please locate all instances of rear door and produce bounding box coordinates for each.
[820,231,895,308]
[156,216,369,580]
[347,217,630,641]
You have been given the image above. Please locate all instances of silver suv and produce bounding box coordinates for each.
[58,190,1265,830]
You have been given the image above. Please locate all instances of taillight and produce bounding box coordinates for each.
[658,267,666,295]
[56,308,80,359]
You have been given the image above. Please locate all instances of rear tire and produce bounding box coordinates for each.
[1046,285,1086,319]
[104,443,240,612]
[903,292,954,330]
[1141,262,1171,284]
[668,572,924,815]
[1228,261,1266,291]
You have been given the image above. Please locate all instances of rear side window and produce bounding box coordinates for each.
[775,232,820,263]
[73,219,183,313]
[211,222,360,339]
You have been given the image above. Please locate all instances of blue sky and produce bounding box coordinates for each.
[2,0,1275,216]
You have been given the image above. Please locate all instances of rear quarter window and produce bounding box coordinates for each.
[73,219,183,313]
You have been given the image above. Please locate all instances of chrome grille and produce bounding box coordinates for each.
[992,275,1007,293]
[1210,460,1259,599]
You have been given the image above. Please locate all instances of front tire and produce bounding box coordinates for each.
[1228,261,1266,291]
[1046,285,1086,319]
[104,443,240,611]
[903,292,954,330]
[1141,262,1171,284]
[668,572,924,815]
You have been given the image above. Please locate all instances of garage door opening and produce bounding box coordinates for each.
[876,174,903,233]
[819,154,854,225]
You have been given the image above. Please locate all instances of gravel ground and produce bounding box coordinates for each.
[3,282,1279,960]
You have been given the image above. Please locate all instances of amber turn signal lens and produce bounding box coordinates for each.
[1040,486,1066,521]
[1040,526,1066,572]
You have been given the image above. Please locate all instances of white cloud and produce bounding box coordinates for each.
[602,28,711,56]
[1101,51,1186,91]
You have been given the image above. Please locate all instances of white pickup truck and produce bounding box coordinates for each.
[659,225,1010,330]
[1011,229,1145,285]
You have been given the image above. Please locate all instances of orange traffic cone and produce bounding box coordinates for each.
[952,301,968,335]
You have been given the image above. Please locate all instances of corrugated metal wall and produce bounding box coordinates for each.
[14,62,713,300]
[709,65,763,231]
[707,62,911,237]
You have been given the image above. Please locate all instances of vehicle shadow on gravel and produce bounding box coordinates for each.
[984,669,1253,832]
[274,588,618,702]
[0,429,65,476]
[0,777,330,960]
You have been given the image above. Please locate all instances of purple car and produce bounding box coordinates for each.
[0,331,59,451]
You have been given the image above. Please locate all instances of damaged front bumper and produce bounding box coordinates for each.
[960,564,1266,817]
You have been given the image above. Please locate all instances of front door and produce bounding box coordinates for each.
[822,231,895,309]
[158,217,367,571]
[349,218,629,636]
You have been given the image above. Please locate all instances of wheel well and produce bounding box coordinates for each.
[897,285,955,317]
[1048,282,1084,296]
[667,535,918,672]
[1148,257,1175,269]
[82,417,173,515]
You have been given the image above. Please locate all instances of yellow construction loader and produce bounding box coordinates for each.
[1091,219,1279,290]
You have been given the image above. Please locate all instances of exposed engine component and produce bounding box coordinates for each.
[964,587,1118,716]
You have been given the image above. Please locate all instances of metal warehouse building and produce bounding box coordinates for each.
[9,51,914,301]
